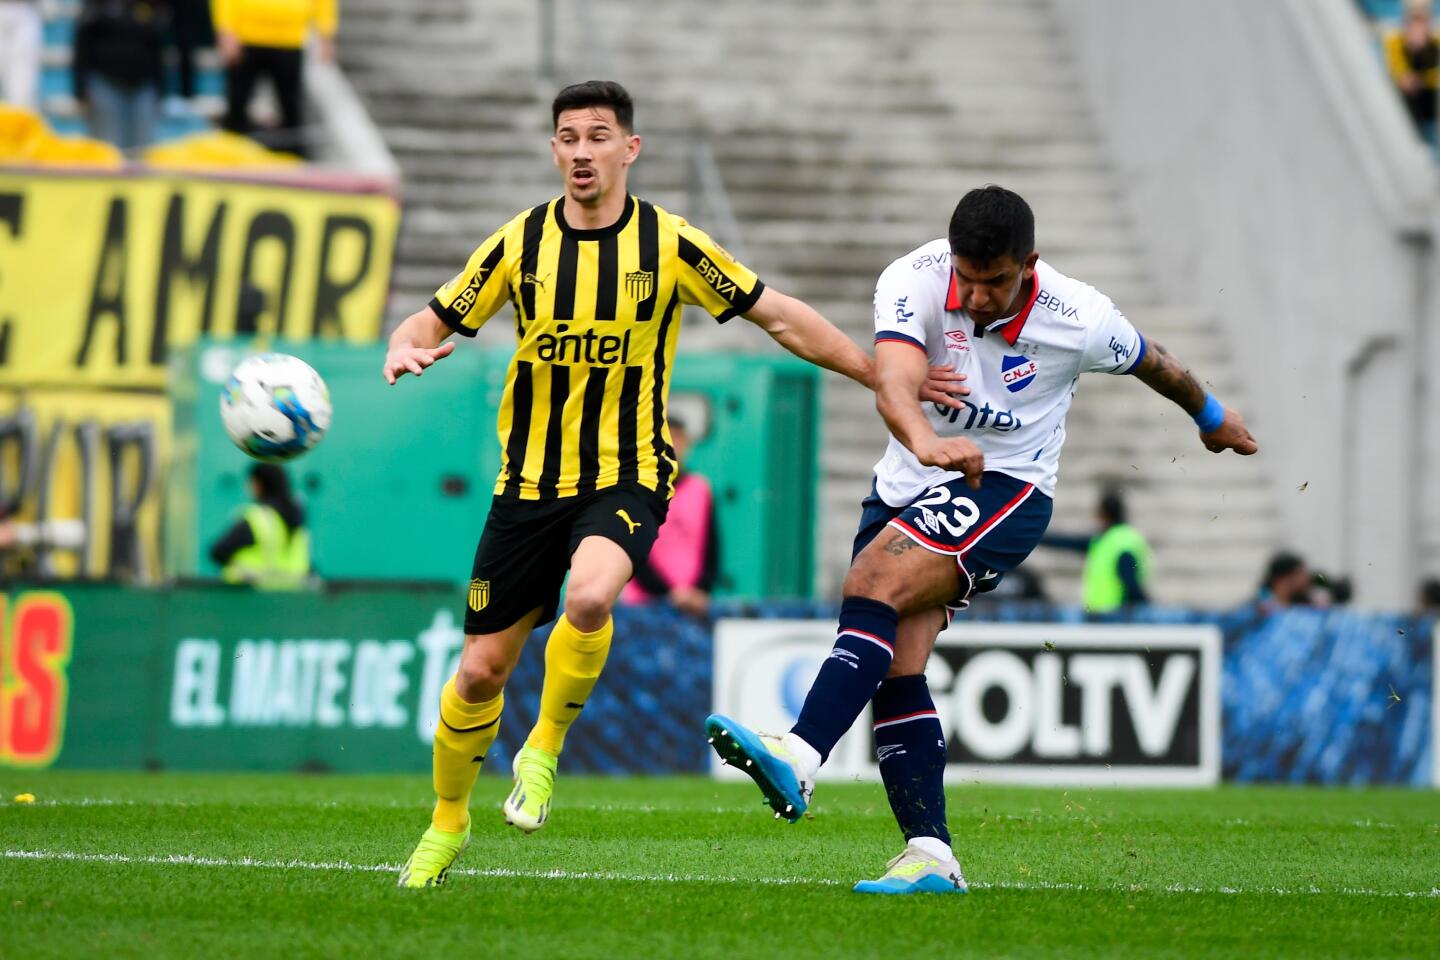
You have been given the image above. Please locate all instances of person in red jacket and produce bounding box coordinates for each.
[621,417,719,618]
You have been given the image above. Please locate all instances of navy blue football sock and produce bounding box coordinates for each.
[873,674,950,846]
[789,596,898,762]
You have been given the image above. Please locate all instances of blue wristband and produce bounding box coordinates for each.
[1193,393,1225,433]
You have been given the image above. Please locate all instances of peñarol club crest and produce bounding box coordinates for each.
[625,270,654,302]
[468,579,490,612]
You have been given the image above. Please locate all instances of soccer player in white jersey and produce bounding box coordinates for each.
[707,185,1257,894]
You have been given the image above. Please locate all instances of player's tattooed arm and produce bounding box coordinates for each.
[1131,338,1258,455]
[1130,338,1207,414]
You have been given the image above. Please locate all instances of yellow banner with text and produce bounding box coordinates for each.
[0,171,398,390]
[0,390,170,582]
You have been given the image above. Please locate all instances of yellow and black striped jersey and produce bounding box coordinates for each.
[430,195,764,501]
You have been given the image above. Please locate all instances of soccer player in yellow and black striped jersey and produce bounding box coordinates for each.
[390,81,882,888]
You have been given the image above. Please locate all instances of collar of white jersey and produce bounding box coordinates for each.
[945,264,1042,346]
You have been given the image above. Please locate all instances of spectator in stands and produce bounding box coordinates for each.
[210,462,311,589]
[1384,0,1440,144]
[1416,577,1440,616]
[73,0,169,153]
[0,0,42,110]
[1039,487,1150,613]
[165,0,212,115]
[1257,551,1314,612]
[1311,571,1351,607]
[621,418,719,618]
[215,0,337,158]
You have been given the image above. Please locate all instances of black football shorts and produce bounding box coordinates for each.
[463,483,668,634]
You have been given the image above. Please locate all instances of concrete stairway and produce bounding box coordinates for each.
[338,0,1277,607]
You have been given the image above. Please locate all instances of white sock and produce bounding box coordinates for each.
[909,836,954,862]
[781,732,822,780]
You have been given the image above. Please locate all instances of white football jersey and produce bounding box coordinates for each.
[871,239,1145,504]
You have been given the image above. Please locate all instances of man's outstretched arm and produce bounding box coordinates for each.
[383,306,455,385]
[741,288,972,405]
[1130,338,1258,455]
[742,287,876,389]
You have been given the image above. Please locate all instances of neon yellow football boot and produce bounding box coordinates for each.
[502,744,558,833]
[397,822,470,888]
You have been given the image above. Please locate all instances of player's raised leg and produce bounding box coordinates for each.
[400,609,540,888]
[707,534,962,821]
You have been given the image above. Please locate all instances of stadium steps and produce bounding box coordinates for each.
[340,0,1276,607]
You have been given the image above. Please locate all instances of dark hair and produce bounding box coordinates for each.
[249,463,304,530]
[249,463,290,499]
[1098,488,1126,526]
[948,185,1035,265]
[552,80,634,132]
[1264,551,1306,587]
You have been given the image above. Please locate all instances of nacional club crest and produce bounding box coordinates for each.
[1001,354,1038,393]
[625,269,654,302]
[468,579,490,612]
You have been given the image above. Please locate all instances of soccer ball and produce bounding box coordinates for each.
[220,353,332,462]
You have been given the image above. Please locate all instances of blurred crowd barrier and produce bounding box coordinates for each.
[0,584,1430,787]
[0,167,399,581]
[0,107,305,171]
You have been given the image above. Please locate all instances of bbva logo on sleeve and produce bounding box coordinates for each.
[711,622,1220,786]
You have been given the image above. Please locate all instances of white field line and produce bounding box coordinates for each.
[7,799,1425,830]
[3,798,777,814]
[5,849,1439,899]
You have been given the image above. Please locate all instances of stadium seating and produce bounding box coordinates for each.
[337,0,1275,607]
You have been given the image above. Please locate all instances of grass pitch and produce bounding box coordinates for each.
[2,771,1437,959]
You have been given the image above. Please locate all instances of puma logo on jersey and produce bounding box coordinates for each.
[523,272,548,290]
[616,509,641,534]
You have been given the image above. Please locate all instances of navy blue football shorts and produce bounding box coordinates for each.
[852,471,1053,617]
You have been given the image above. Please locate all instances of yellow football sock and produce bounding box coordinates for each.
[431,678,503,833]
[526,614,613,756]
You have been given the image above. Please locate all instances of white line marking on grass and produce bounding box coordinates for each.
[3,849,837,887]
[3,798,827,816]
[6,849,1439,898]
